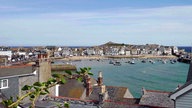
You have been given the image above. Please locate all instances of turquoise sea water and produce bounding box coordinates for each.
[56,59,189,98]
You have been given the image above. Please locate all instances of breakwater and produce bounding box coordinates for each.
[51,64,76,72]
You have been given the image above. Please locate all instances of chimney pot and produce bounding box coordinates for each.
[99,71,102,78]
[101,85,106,93]
[98,71,103,86]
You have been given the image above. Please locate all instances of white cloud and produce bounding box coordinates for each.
[0,5,192,46]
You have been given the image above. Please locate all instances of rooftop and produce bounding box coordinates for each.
[59,79,85,99]
[139,89,174,108]
[43,96,99,108]
[86,86,133,101]
[169,80,192,100]
[0,64,34,79]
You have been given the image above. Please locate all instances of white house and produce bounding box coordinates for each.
[0,51,12,60]
[172,46,179,54]
[62,48,71,56]
[86,48,95,55]
[119,48,125,55]
[131,49,138,55]
[57,47,62,52]
[125,50,131,56]
[95,49,104,56]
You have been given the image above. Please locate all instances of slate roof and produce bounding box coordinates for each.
[59,77,97,99]
[139,90,174,108]
[59,79,85,98]
[169,80,192,100]
[43,96,99,108]
[0,65,34,79]
[20,101,58,108]
[86,86,133,101]
[43,95,156,108]
[102,101,151,108]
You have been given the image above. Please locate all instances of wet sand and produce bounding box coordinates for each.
[54,55,177,61]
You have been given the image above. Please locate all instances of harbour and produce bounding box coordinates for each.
[54,58,189,98]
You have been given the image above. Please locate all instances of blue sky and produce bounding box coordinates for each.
[0,0,192,46]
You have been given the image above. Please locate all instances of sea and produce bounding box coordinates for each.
[178,46,192,53]
[55,59,190,98]
[10,45,191,98]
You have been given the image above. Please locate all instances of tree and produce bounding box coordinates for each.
[2,67,93,108]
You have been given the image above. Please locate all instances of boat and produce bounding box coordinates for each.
[130,60,135,64]
[149,60,155,64]
[125,61,131,63]
[141,60,146,63]
[162,60,167,64]
[170,61,175,64]
[113,61,121,66]
[170,59,177,64]
[109,60,114,64]
[151,61,155,64]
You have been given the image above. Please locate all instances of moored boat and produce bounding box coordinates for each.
[113,61,121,66]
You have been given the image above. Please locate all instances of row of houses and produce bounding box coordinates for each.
[0,43,179,65]
[53,44,179,57]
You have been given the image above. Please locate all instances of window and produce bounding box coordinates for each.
[0,79,8,89]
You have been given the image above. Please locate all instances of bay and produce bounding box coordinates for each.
[57,59,189,98]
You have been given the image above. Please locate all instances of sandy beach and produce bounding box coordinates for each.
[53,55,177,61]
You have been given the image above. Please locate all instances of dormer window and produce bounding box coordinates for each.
[0,79,8,89]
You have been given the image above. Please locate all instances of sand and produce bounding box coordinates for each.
[53,55,177,61]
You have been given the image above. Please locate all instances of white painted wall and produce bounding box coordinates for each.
[0,51,12,60]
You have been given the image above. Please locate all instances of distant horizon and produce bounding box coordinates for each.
[1,0,192,46]
[1,42,192,47]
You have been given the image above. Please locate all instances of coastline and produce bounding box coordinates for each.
[52,55,178,61]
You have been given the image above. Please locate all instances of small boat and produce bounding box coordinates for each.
[125,61,131,63]
[149,60,155,64]
[162,60,166,64]
[109,60,114,64]
[130,60,135,64]
[173,59,177,63]
[141,60,146,63]
[113,61,121,66]
[170,60,176,64]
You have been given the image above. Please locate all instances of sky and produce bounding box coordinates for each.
[0,0,192,46]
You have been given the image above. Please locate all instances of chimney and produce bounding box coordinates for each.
[186,61,192,82]
[142,87,146,95]
[99,85,108,104]
[98,71,103,86]
[86,76,92,97]
[38,53,48,59]
[4,58,7,66]
[101,85,106,94]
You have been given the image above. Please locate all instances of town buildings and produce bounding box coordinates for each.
[0,42,182,65]
[0,42,191,108]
